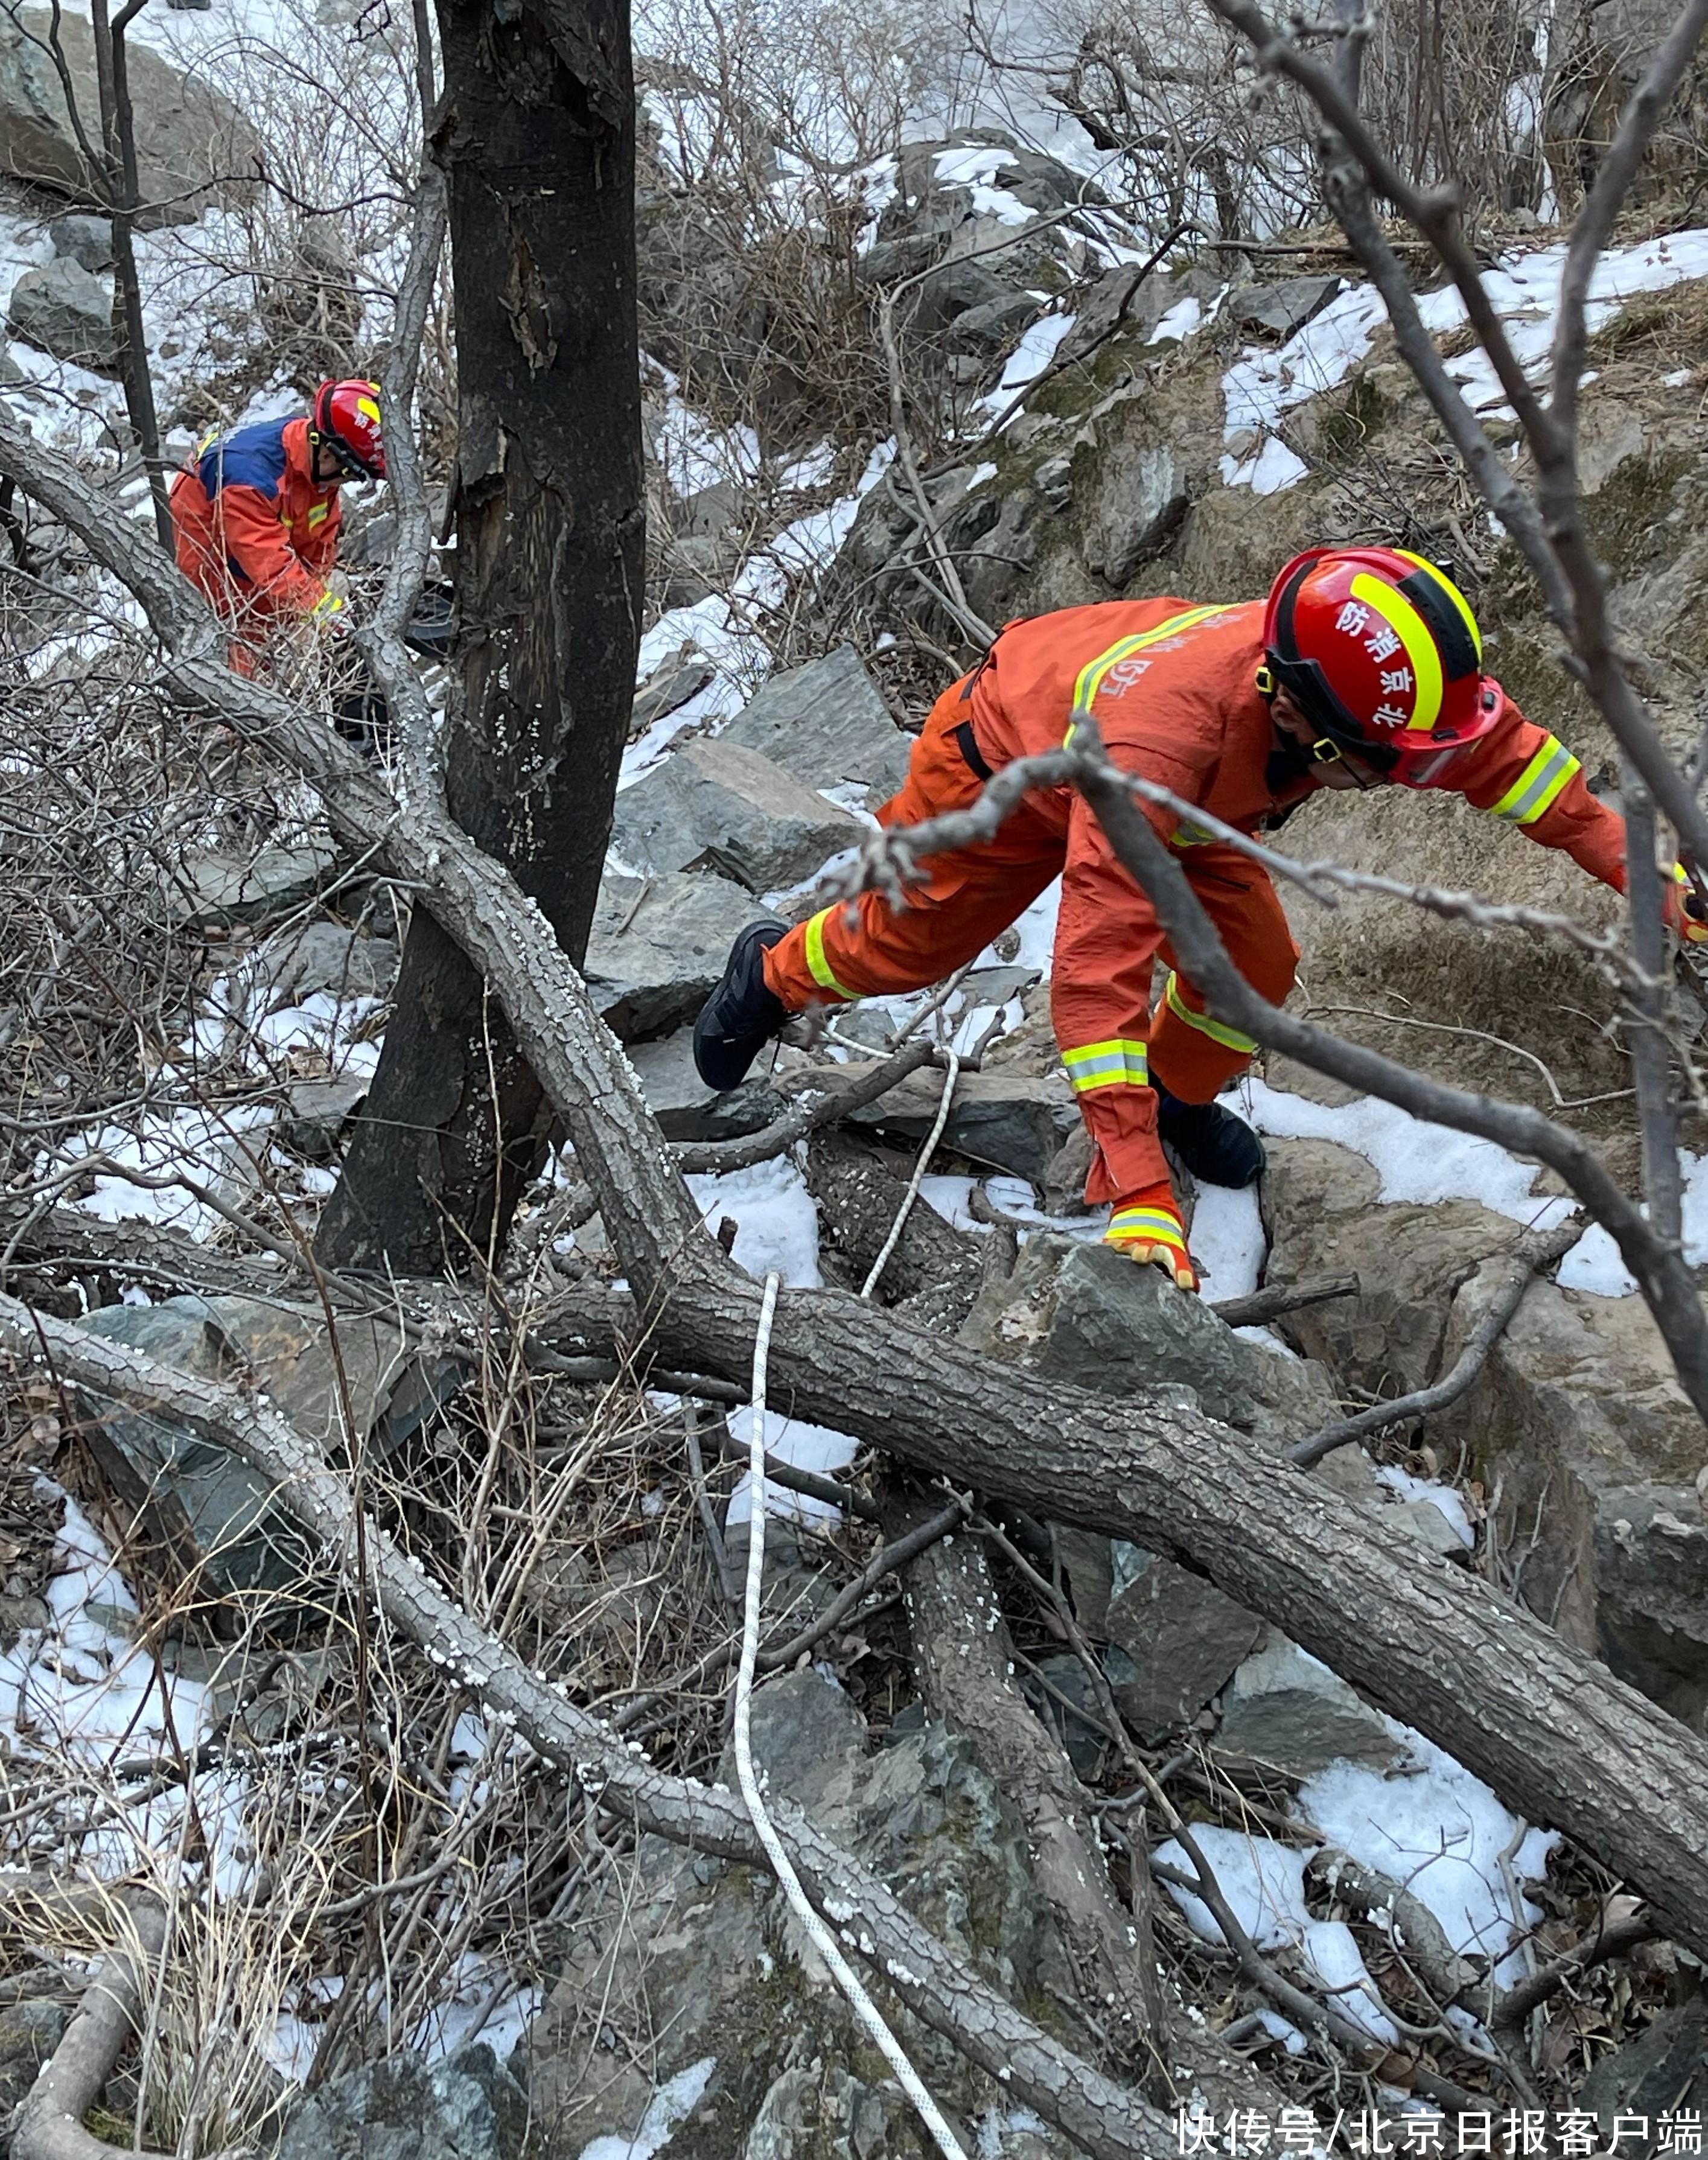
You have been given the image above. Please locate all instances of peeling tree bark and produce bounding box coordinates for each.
[315,0,644,1276]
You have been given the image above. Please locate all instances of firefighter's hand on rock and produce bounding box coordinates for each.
[1104,1184,1198,1292]
[1667,865,1708,946]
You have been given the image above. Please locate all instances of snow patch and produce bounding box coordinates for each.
[577,2056,718,2159]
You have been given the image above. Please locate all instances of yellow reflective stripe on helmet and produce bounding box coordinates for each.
[803,908,856,1001]
[356,393,382,425]
[1106,1206,1187,1249]
[1065,606,1228,745]
[1488,735,1581,826]
[1395,550,1482,665]
[1062,1038,1149,1093]
[1164,972,1258,1055]
[1349,572,1443,732]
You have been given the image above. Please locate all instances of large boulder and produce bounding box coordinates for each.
[611,736,862,894]
[1103,1549,1264,1739]
[1431,1258,1708,1726]
[960,1231,1339,1445]
[275,2045,527,2160]
[76,1295,457,1611]
[584,868,770,1041]
[1214,1629,1404,1777]
[842,1065,1078,1185]
[0,7,261,224]
[716,645,913,806]
[1080,441,1188,587]
[47,212,112,272]
[1263,1136,1522,1397]
[521,1672,1074,2155]
[7,259,115,371]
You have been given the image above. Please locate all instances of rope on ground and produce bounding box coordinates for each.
[733,1271,969,2160]
[861,1048,962,1301]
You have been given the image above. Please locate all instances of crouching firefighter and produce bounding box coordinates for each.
[693,546,1708,1291]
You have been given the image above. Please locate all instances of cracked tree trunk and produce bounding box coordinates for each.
[316,0,643,1275]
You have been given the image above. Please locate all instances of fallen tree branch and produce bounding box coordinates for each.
[1207,1272,1359,1329]
[0,1292,1165,2160]
[11,1891,168,2160]
[1287,1221,1581,1467]
[1490,1910,1659,2034]
[674,1037,940,1176]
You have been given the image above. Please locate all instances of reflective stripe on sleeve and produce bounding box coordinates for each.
[1163,972,1258,1055]
[803,907,857,1001]
[1061,1037,1149,1093]
[1106,1205,1187,1250]
[1488,736,1582,826]
[309,588,344,623]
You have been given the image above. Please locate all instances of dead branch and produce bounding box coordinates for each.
[1287,1221,1581,1466]
[674,1036,940,1175]
[1207,1273,1359,1328]
[0,1292,1167,2160]
[11,1891,169,2160]
[1490,1911,1660,2033]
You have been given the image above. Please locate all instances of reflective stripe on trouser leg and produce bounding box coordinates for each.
[803,907,858,1001]
[1487,735,1581,826]
[1061,1037,1149,1094]
[1162,972,1258,1055]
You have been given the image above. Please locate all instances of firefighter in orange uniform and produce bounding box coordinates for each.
[695,547,1707,1290]
[168,378,386,669]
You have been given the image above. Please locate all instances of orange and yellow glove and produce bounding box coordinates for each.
[1104,1182,1198,1292]
[1666,864,1708,946]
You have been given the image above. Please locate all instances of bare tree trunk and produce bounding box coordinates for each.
[316,0,643,1276]
[89,0,170,553]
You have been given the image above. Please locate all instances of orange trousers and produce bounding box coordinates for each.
[763,679,1298,1204]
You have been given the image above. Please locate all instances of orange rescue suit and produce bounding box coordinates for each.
[764,597,1626,1212]
[168,415,342,658]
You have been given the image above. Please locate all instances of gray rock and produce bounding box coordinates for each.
[1578,1993,1708,2149]
[626,1029,784,1141]
[266,921,397,1003]
[1215,1630,1402,1777]
[1054,1525,1115,1636]
[1085,442,1188,585]
[843,1067,1078,1184]
[1387,1495,1470,1559]
[275,2045,527,2160]
[0,1997,68,2118]
[1231,276,1342,340]
[48,212,112,272]
[281,1074,370,1159]
[631,649,715,734]
[913,253,1019,331]
[1056,260,1174,364]
[1103,1552,1263,1738]
[855,229,945,289]
[945,289,1040,355]
[1020,1649,1112,1776]
[1033,454,1074,511]
[78,1295,459,1608]
[611,736,861,894]
[718,645,912,806]
[523,1714,1049,2153]
[668,477,743,538]
[8,259,115,371]
[168,836,342,929]
[584,868,771,1042]
[0,340,22,385]
[958,1233,1339,1443]
[0,7,261,223]
[718,1666,869,1811]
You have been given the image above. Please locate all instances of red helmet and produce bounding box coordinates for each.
[1261,547,1497,782]
[311,378,386,479]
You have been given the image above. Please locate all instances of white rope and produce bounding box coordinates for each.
[860,1048,961,1301]
[734,1270,969,2160]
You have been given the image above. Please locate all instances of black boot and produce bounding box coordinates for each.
[693,919,790,1091]
[1155,1082,1264,1188]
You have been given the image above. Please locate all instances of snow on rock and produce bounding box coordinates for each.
[1298,1731,1557,1983]
[577,2057,717,2160]
[1188,1182,1265,1304]
[1374,1466,1476,1549]
[932,144,1039,226]
[60,1101,275,1240]
[1219,436,1309,495]
[1217,226,1708,492]
[983,311,1077,409]
[1148,294,1204,343]
[979,876,1060,975]
[1231,1076,1578,1228]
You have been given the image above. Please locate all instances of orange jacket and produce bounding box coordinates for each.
[964,597,1625,1138]
[168,415,342,633]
